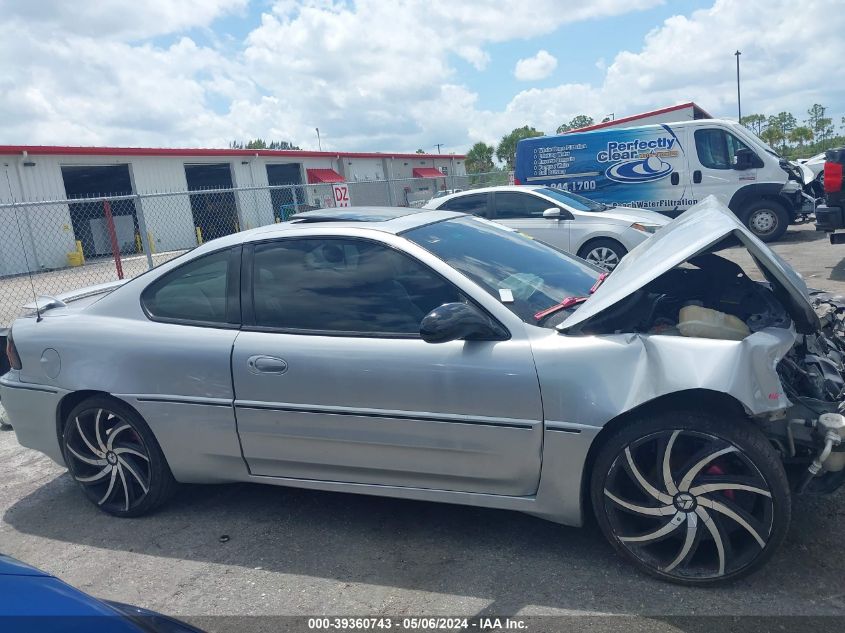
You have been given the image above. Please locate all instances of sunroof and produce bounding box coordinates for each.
[293,207,421,223]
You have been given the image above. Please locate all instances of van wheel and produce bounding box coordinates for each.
[62,396,175,517]
[741,200,789,242]
[578,239,627,271]
[590,409,790,585]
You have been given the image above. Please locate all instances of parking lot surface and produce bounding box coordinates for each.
[1,222,845,631]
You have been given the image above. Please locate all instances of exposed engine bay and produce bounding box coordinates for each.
[561,253,791,336]
[556,253,845,495]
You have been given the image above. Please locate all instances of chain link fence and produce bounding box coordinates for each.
[0,171,506,326]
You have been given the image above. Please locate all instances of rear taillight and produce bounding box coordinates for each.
[5,332,21,370]
[824,161,843,193]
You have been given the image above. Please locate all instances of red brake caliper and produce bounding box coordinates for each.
[705,463,735,500]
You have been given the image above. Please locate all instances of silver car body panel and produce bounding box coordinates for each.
[0,202,810,527]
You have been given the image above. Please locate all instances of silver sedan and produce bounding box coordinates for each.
[423,185,669,270]
[2,200,844,585]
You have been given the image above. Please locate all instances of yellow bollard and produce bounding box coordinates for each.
[195,226,203,245]
[147,232,156,254]
[135,232,142,253]
[75,240,85,263]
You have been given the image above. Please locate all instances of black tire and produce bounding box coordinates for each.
[62,396,175,517]
[577,238,628,271]
[740,199,789,242]
[590,409,790,585]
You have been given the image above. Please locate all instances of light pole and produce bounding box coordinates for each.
[734,50,742,122]
[316,127,322,151]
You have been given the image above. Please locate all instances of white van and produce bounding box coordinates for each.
[514,119,814,241]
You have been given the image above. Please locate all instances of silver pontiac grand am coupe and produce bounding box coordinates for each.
[2,197,845,585]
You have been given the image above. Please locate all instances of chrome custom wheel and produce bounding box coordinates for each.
[62,397,175,517]
[591,412,790,584]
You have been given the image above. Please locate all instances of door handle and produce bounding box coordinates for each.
[247,355,289,375]
[670,173,679,186]
[693,170,702,184]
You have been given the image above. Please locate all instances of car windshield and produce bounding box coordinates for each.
[404,216,600,324]
[536,187,608,212]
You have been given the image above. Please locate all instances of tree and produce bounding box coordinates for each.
[740,114,767,136]
[229,139,300,150]
[496,126,543,171]
[760,124,784,150]
[788,126,813,147]
[465,142,495,174]
[415,148,425,154]
[765,112,796,152]
[806,104,835,146]
[556,115,594,134]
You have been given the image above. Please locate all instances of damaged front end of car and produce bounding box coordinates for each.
[556,197,845,496]
[773,291,845,493]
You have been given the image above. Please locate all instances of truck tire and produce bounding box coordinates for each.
[740,199,789,242]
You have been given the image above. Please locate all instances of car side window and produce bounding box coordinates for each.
[440,193,490,217]
[251,238,467,336]
[494,193,553,219]
[695,129,752,170]
[142,248,237,325]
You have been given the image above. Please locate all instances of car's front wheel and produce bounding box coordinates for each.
[62,396,175,517]
[590,410,790,585]
[577,238,627,271]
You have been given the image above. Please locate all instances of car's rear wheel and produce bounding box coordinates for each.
[578,238,627,271]
[741,200,789,242]
[590,410,790,585]
[62,396,175,517]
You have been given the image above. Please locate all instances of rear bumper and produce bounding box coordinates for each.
[0,371,66,465]
[815,204,844,232]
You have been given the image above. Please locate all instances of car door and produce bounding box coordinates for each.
[492,191,572,252]
[231,235,543,495]
[691,126,758,207]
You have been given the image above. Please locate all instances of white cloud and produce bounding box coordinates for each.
[0,0,841,154]
[514,50,558,81]
[0,0,248,39]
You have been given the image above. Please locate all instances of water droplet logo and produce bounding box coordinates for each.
[606,155,673,183]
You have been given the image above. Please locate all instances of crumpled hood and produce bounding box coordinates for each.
[559,196,819,334]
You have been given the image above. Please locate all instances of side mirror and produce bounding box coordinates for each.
[734,148,762,170]
[420,303,507,344]
[542,207,561,218]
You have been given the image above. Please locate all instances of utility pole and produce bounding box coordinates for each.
[434,143,444,154]
[734,50,742,122]
[316,127,322,151]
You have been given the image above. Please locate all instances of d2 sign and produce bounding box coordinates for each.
[332,183,351,207]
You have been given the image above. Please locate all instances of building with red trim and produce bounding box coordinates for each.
[0,146,466,275]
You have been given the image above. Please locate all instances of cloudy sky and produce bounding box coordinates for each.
[0,0,842,154]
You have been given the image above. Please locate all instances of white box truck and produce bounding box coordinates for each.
[514,119,815,241]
